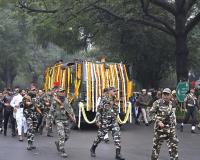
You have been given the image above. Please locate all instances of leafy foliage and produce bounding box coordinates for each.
[0,0,200,89]
[0,6,27,88]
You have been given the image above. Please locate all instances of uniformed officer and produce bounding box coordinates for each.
[22,95,42,150]
[138,89,152,126]
[150,88,178,160]
[181,88,199,133]
[38,90,53,136]
[90,87,125,160]
[48,87,76,158]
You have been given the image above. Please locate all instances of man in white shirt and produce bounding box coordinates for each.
[10,89,27,141]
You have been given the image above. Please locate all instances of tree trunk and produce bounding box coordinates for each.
[175,13,188,82]
[3,59,16,89]
[175,35,189,82]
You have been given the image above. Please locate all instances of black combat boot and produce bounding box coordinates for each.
[60,149,68,158]
[39,126,43,135]
[180,124,183,132]
[30,142,36,149]
[3,130,7,136]
[31,142,36,149]
[104,138,109,143]
[27,142,32,150]
[55,141,60,152]
[90,144,97,157]
[115,148,125,160]
[47,131,53,137]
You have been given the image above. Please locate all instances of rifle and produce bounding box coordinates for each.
[53,95,76,123]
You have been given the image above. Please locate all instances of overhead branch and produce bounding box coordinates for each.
[17,1,58,13]
[186,12,200,33]
[150,0,176,15]
[144,13,175,35]
[92,4,173,36]
[184,0,196,12]
[92,5,124,21]
[57,1,100,25]
[42,0,48,10]
[140,0,175,36]
[127,18,173,35]
[140,0,150,12]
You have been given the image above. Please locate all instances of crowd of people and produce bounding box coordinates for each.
[0,85,200,160]
[130,88,200,133]
[0,85,76,158]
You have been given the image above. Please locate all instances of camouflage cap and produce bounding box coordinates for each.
[162,88,171,94]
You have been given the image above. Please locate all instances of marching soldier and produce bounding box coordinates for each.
[22,95,42,150]
[38,90,53,137]
[90,87,125,160]
[48,87,76,158]
[150,88,178,160]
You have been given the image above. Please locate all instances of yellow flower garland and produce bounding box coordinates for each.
[67,67,69,95]
[78,101,132,128]
[43,61,134,127]
[117,102,132,124]
[114,64,121,112]
[74,64,82,97]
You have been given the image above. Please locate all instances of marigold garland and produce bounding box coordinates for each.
[117,102,132,124]
[114,64,121,112]
[120,63,127,112]
[93,64,99,111]
[78,101,132,128]
[91,63,95,112]
[43,60,134,127]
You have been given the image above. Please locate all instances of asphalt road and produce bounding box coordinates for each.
[0,124,200,160]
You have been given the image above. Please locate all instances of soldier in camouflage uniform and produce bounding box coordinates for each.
[22,95,42,150]
[35,90,44,134]
[38,90,54,136]
[90,87,125,160]
[48,87,76,158]
[150,88,178,160]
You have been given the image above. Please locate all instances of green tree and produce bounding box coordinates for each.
[17,0,200,85]
[0,6,27,88]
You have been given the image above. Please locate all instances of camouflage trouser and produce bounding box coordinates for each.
[27,116,38,144]
[151,128,179,160]
[55,120,70,151]
[93,122,121,149]
[41,114,53,133]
